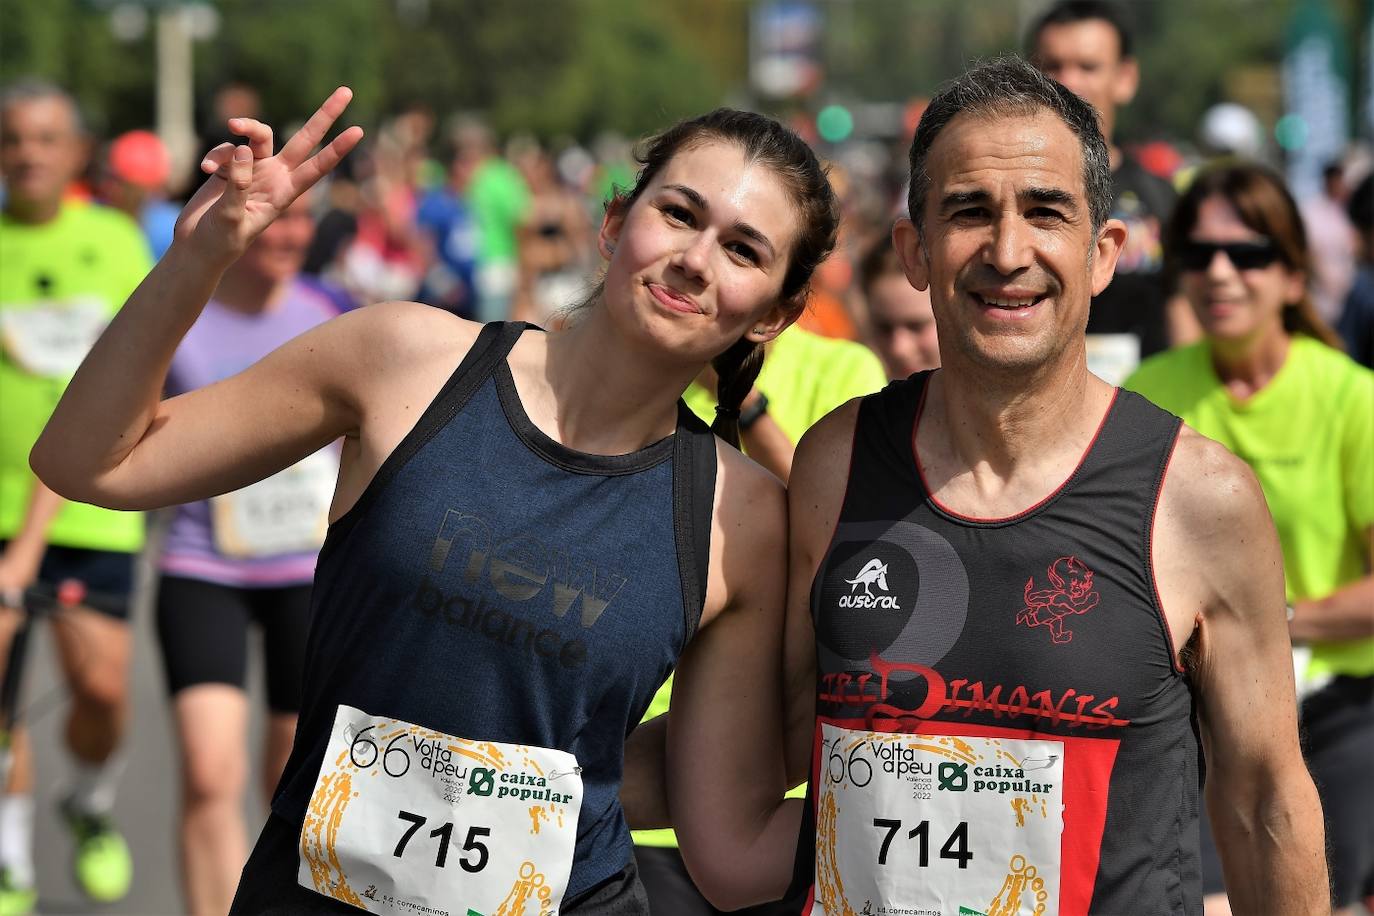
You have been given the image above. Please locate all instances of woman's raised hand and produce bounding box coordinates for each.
[175,86,364,261]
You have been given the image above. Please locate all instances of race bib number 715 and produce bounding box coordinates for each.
[811,725,1063,916]
[299,705,582,915]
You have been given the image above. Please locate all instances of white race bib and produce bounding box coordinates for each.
[812,725,1063,916]
[1084,333,1141,388]
[211,450,338,558]
[299,705,582,916]
[0,298,109,377]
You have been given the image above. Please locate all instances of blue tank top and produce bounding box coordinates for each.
[269,321,717,900]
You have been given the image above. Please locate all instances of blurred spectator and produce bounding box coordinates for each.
[449,116,529,322]
[1126,163,1373,916]
[96,130,180,260]
[511,140,593,326]
[156,191,342,916]
[1339,172,1374,367]
[1301,162,1359,323]
[0,77,151,911]
[330,132,428,306]
[1030,0,1199,383]
[858,235,940,379]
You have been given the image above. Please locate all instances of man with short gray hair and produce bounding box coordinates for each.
[781,56,1327,915]
[0,77,150,910]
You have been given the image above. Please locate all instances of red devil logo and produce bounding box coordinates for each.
[1018,556,1100,644]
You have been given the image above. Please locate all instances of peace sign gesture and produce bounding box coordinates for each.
[176,86,364,262]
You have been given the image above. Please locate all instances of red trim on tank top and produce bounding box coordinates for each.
[1148,425,1188,675]
[911,383,1121,525]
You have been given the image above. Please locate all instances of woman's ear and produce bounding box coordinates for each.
[745,295,804,345]
[598,198,627,261]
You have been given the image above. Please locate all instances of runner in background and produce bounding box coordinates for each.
[449,116,530,323]
[1029,0,1200,384]
[1338,172,1374,368]
[0,78,151,912]
[154,192,341,916]
[633,324,885,912]
[857,234,941,379]
[511,140,593,327]
[96,130,181,261]
[1125,162,1374,916]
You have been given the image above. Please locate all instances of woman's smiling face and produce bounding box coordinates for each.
[600,140,802,364]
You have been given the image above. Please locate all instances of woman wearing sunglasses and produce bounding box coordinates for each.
[1126,162,1374,916]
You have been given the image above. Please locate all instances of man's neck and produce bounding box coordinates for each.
[917,351,1116,517]
[3,196,63,226]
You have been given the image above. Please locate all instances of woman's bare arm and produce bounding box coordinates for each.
[32,89,364,509]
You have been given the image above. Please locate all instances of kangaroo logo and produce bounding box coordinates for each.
[1018,555,1100,644]
[838,557,900,610]
[845,558,889,597]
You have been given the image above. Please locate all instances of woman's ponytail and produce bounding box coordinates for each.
[710,338,766,449]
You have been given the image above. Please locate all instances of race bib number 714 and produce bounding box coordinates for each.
[299,705,582,915]
[811,725,1063,916]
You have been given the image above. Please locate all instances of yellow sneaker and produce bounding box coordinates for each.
[62,802,132,903]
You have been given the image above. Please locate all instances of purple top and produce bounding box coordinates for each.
[159,278,341,587]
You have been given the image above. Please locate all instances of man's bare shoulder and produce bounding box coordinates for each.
[1160,425,1272,544]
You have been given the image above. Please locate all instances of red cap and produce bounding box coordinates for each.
[108,130,170,189]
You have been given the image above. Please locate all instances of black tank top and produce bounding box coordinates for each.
[792,372,1199,915]
[265,322,716,905]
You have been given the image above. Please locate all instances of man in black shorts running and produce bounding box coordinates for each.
[0,79,151,910]
[782,57,1327,914]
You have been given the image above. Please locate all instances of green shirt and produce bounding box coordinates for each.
[469,158,529,264]
[1125,337,1374,677]
[634,327,887,848]
[0,202,151,552]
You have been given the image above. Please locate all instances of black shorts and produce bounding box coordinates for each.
[230,811,650,914]
[155,576,312,714]
[0,541,135,620]
[1201,676,1374,906]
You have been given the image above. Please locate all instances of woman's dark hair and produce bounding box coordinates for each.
[1167,163,1343,349]
[610,108,840,447]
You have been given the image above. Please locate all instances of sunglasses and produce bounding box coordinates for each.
[1177,240,1282,272]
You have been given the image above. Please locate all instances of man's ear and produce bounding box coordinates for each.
[892,217,930,292]
[1091,217,1129,296]
[597,199,626,261]
[1113,56,1140,107]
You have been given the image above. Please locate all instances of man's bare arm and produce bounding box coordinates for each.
[783,400,859,784]
[1156,430,1327,914]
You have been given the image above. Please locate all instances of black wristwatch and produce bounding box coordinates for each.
[738,392,770,431]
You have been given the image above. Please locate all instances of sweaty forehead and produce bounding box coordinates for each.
[655,140,801,248]
[926,111,1085,200]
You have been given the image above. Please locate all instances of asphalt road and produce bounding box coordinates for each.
[27,540,274,916]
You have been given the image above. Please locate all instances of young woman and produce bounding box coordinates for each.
[32,89,839,914]
[1125,163,1374,916]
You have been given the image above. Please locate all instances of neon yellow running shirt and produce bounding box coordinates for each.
[636,327,887,848]
[1126,336,1374,677]
[0,202,151,552]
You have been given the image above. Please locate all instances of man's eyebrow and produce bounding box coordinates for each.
[938,186,1081,212]
[662,183,778,259]
[1021,186,1080,211]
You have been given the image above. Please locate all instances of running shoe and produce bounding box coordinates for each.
[60,799,132,902]
[0,867,36,916]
